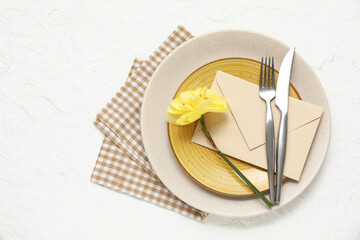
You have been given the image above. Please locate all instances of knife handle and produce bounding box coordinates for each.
[265,101,276,204]
[276,112,288,203]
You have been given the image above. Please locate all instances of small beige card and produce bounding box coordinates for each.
[192,71,323,181]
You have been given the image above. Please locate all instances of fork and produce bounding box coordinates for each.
[259,57,276,204]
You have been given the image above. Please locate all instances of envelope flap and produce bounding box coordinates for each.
[215,71,323,150]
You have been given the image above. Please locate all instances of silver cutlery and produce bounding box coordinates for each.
[275,47,296,203]
[259,57,276,204]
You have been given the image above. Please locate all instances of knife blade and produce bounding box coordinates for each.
[275,47,295,203]
[275,47,296,111]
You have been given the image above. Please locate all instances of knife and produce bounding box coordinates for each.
[275,47,296,203]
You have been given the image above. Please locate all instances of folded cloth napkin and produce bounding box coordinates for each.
[91,26,207,220]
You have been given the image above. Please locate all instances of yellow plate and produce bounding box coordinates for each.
[168,58,301,196]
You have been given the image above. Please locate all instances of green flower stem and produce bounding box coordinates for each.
[199,115,272,208]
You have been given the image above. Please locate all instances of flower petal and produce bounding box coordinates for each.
[166,86,229,126]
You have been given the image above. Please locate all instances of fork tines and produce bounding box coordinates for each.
[260,57,275,88]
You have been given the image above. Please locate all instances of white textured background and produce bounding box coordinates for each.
[1,0,359,239]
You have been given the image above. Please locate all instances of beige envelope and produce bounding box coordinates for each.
[191,71,323,181]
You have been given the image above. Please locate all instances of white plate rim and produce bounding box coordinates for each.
[141,29,331,218]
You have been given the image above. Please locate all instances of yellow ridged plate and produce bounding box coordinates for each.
[168,58,301,196]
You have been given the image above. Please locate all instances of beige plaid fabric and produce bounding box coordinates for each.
[91,26,207,220]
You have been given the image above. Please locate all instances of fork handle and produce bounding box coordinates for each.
[275,112,288,203]
[265,101,276,204]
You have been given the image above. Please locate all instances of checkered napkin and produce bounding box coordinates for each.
[91,26,207,220]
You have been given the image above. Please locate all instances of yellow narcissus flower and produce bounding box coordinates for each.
[166,87,229,126]
[166,86,272,207]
